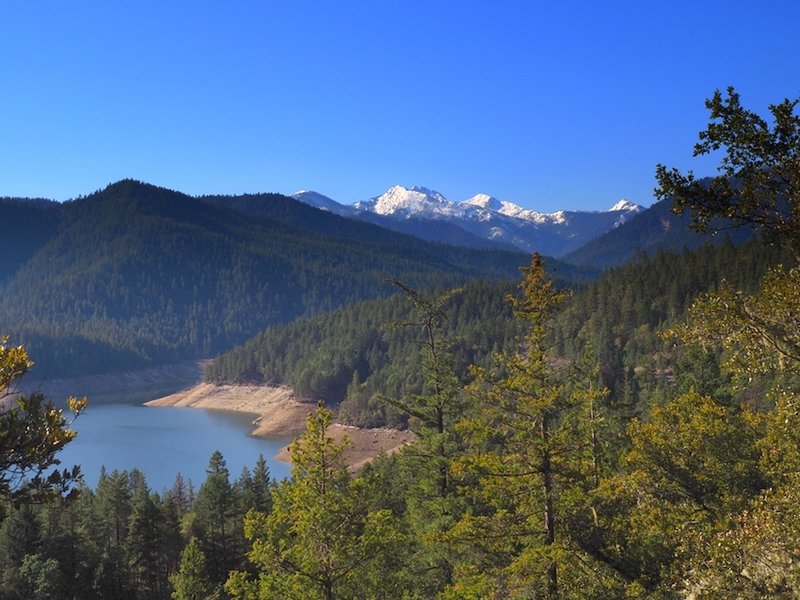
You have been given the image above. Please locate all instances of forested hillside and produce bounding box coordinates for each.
[553,238,792,396]
[208,238,791,430]
[0,180,544,377]
[0,198,62,282]
[561,194,753,269]
[4,236,798,598]
[206,278,522,427]
[0,453,272,600]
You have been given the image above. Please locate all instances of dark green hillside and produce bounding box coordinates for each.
[0,198,63,282]
[0,180,536,377]
[201,192,403,244]
[562,196,753,269]
[206,278,522,427]
[209,238,794,428]
[552,238,794,412]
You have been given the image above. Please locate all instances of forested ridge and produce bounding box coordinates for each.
[2,89,800,598]
[207,237,791,430]
[206,278,523,428]
[0,180,549,378]
[553,237,794,397]
[0,197,62,283]
[561,192,753,269]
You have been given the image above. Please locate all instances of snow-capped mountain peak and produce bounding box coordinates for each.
[463,193,503,212]
[292,183,647,258]
[361,185,452,217]
[606,199,644,229]
[609,199,642,213]
[462,194,556,223]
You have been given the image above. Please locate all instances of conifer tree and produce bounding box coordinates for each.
[448,254,607,598]
[127,481,166,600]
[638,89,800,594]
[656,87,800,255]
[17,553,63,600]
[191,451,242,583]
[226,404,401,600]
[383,282,468,594]
[94,469,133,599]
[169,536,219,600]
[240,454,272,514]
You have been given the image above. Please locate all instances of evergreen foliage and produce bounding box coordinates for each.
[0,198,61,284]
[227,405,403,600]
[0,180,533,378]
[209,237,791,431]
[446,255,607,598]
[0,452,273,600]
[3,91,800,599]
[206,278,523,427]
[657,86,800,255]
[169,537,219,600]
[1,235,799,598]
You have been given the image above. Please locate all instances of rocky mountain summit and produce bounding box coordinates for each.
[293,185,643,257]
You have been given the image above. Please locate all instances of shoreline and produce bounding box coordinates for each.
[146,382,415,469]
[18,360,208,406]
[145,382,311,436]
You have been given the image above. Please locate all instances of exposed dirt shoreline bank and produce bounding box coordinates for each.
[146,383,415,470]
[9,361,414,470]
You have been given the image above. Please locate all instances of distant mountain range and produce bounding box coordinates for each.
[0,178,747,379]
[562,195,754,270]
[293,185,644,257]
[0,180,590,378]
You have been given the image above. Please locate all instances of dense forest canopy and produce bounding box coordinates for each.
[0,180,548,378]
[208,237,792,430]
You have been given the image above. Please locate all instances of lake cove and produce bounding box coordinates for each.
[32,363,414,491]
[22,362,294,491]
[58,401,292,492]
[147,382,417,471]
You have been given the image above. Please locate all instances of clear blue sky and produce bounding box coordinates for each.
[1,1,799,211]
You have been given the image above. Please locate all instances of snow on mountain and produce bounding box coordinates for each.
[607,199,644,228]
[355,185,453,217]
[463,193,504,212]
[609,199,642,213]
[293,184,646,257]
[463,194,581,226]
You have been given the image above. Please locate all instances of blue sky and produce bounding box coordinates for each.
[1,1,798,212]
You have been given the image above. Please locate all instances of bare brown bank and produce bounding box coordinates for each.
[146,383,414,470]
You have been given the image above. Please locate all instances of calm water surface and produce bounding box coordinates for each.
[58,402,292,492]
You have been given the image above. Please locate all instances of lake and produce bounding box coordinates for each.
[57,401,293,493]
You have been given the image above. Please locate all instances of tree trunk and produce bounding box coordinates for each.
[541,411,558,598]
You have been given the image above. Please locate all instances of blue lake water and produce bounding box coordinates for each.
[57,402,293,493]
